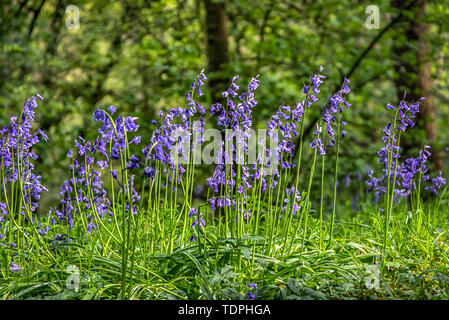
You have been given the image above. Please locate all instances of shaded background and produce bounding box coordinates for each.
[1,0,449,212]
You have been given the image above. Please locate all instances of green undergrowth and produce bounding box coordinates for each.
[1,201,449,300]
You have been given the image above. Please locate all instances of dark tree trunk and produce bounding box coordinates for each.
[42,0,67,88]
[415,2,442,170]
[392,0,442,169]
[204,0,231,219]
[204,0,229,101]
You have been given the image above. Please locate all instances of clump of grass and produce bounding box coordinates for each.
[0,69,447,300]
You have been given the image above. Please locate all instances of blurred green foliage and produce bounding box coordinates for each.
[1,0,449,212]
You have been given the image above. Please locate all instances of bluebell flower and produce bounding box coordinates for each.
[426,171,446,195]
[10,262,21,273]
[248,282,258,290]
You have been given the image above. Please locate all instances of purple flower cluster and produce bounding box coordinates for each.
[0,94,48,215]
[189,208,205,227]
[310,124,325,155]
[188,208,205,242]
[143,70,208,181]
[187,70,208,115]
[51,233,73,246]
[54,106,142,231]
[394,146,431,198]
[367,96,445,201]
[56,137,110,229]
[282,186,302,216]
[247,282,257,299]
[313,78,351,154]
[10,261,21,273]
[207,171,228,210]
[0,200,7,226]
[94,106,140,162]
[426,171,446,195]
[1,70,446,268]
[93,107,141,215]
[210,75,259,131]
[267,104,304,169]
[377,94,421,169]
[207,146,235,210]
[0,95,49,244]
[265,67,325,182]
[207,75,260,212]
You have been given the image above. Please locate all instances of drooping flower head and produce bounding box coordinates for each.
[0,94,48,217]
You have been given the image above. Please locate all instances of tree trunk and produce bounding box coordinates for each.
[42,0,67,88]
[392,0,442,169]
[415,2,442,170]
[204,0,229,101]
